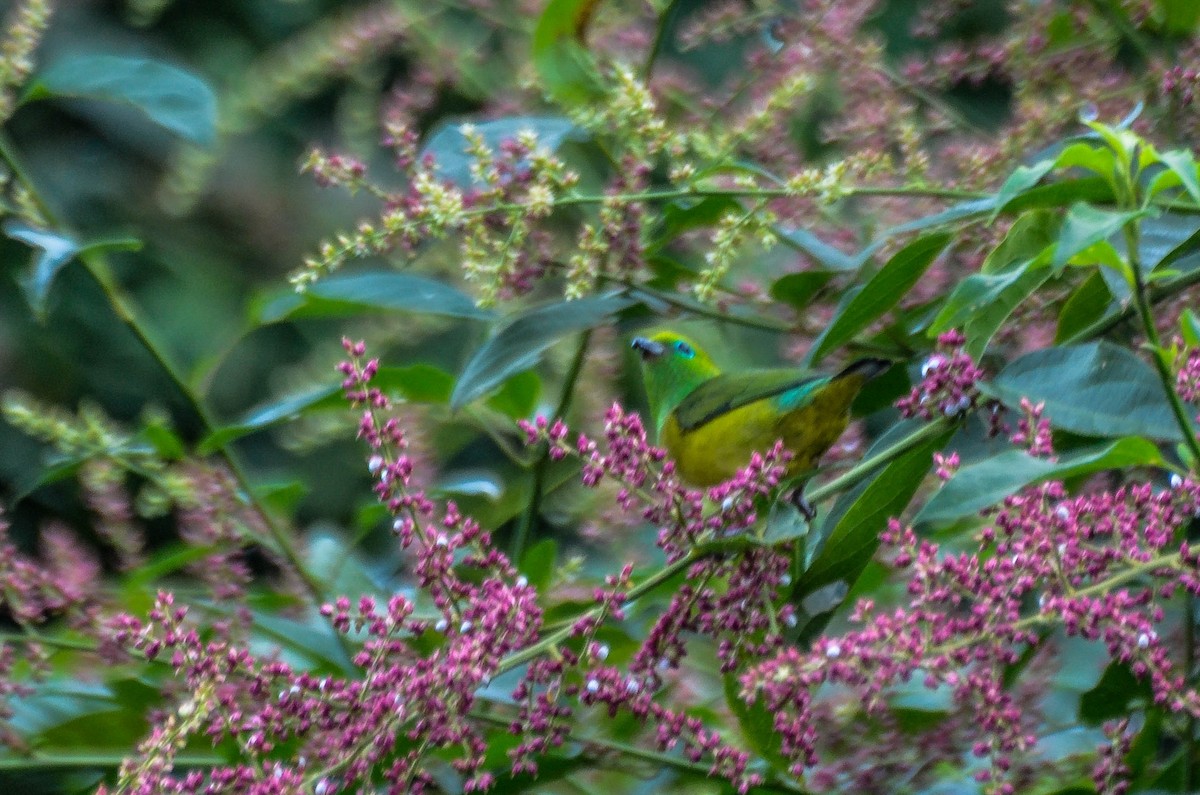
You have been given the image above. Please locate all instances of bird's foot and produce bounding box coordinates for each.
[789,488,817,522]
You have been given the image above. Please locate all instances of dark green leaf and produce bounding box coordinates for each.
[26,54,217,146]
[654,195,742,247]
[983,342,1186,441]
[852,198,994,266]
[991,159,1056,217]
[769,271,833,312]
[723,674,790,776]
[138,417,185,460]
[1182,308,1200,348]
[1144,212,1200,273]
[981,210,1060,274]
[1158,149,1200,205]
[799,424,949,601]
[1079,661,1151,725]
[257,271,491,323]
[450,293,635,409]
[1159,0,1200,33]
[532,0,606,105]
[421,116,581,187]
[763,498,809,545]
[485,369,541,418]
[199,384,342,453]
[775,227,857,271]
[917,438,1165,523]
[5,224,141,321]
[1000,175,1115,215]
[807,232,951,364]
[373,364,455,403]
[930,260,1053,359]
[1055,271,1112,343]
[520,538,558,593]
[1052,203,1144,272]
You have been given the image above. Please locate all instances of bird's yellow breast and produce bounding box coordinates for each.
[660,375,863,487]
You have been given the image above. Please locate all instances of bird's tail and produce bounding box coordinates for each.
[835,358,892,381]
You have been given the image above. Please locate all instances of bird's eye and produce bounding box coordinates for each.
[673,340,694,358]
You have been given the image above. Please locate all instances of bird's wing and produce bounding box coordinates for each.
[673,369,831,432]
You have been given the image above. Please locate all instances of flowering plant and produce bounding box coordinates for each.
[4,1,1200,794]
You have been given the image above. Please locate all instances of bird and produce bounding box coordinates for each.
[630,331,890,517]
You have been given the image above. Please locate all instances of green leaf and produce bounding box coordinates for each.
[1158,0,1200,33]
[25,54,217,146]
[981,210,1060,274]
[198,384,342,453]
[723,673,790,776]
[807,232,951,364]
[1153,149,1200,205]
[450,293,635,409]
[1052,203,1144,272]
[1078,661,1151,725]
[485,369,542,418]
[1182,308,1200,348]
[1143,212,1200,273]
[769,271,833,312]
[799,424,950,603]
[775,227,857,271]
[373,364,455,403]
[852,198,994,267]
[5,223,79,319]
[1000,175,1115,215]
[4,222,141,321]
[655,195,742,247]
[991,159,1056,217]
[1055,271,1112,343]
[257,271,491,323]
[123,543,217,589]
[917,438,1165,523]
[983,342,1187,442]
[532,0,606,105]
[932,219,1056,358]
[520,538,558,593]
[138,416,185,460]
[421,116,581,188]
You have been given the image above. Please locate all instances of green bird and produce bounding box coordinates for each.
[630,331,889,515]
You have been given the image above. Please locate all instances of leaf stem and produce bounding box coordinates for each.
[1123,223,1200,466]
[807,416,956,505]
[512,330,592,562]
[0,131,333,614]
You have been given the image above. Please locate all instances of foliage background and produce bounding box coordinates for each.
[4,0,1200,793]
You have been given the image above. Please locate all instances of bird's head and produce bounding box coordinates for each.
[630,331,720,431]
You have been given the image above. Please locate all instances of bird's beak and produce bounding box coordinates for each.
[630,336,665,360]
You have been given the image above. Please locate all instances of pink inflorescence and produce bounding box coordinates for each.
[101,340,560,792]
[896,330,986,420]
[1176,346,1200,405]
[741,475,1200,791]
[1009,397,1054,457]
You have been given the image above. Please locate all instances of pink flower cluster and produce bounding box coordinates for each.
[897,329,986,419]
[1009,397,1053,457]
[740,474,1200,792]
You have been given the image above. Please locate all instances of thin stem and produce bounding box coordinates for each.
[0,753,224,770]
[498,550,698,673]
[806,417,956,505]
[512,330,593,562]
[643,0,682,79]
[1124,224,1200,466]
[1062,261,1200,344]
[0,132,332,614]
[1186,589,1196,792]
